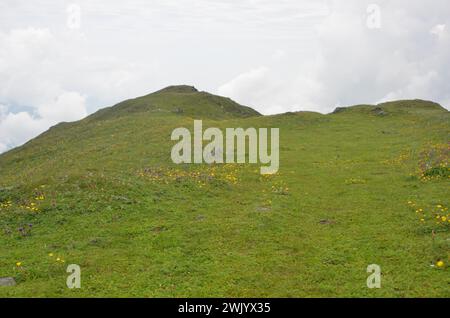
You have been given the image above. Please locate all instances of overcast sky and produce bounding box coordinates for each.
[0,0,449,153]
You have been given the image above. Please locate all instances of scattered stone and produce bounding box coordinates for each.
[372,107,387,116]
[112,195,133,204]
[256,206,271,212]
[151,226,168,233]
[89,238,101,245]
[319,219,336,225]
[0,277,16,287]
[195,215,205,221]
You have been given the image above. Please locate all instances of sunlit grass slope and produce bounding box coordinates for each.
[0,87,449,297]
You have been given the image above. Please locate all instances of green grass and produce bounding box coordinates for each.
[0,87,449,297]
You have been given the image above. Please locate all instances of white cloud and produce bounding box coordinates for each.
[0,0,449,152]
[0,111,46,150]
[272,49,287,61]
[218,62,324,114]
[0,92,87,151]
[0,27,90,152]
[430,24,446,38]
[217,0,450,114]
[218,67,270,101]
[379,71,439,103]
[0,91,87,151]
[38,92,87,123]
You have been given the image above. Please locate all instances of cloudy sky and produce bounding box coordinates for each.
[0,0,449,152]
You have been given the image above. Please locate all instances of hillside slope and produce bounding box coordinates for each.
[0,91,449,297]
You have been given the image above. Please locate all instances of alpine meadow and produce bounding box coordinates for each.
[0,85,448,297]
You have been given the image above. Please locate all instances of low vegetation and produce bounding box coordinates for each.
[0,87,448,297]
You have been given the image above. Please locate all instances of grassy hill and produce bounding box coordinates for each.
[86,85,260,122]
[0,87,449,297]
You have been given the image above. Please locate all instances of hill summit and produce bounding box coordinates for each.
[331,99,447,116]
[87,85,261,122]
[155,85,199,94]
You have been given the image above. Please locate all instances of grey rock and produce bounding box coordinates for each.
[256,206,271,212]
[319,219,336,225]
[150,225,168,233]
[0,277,16,287]
[195,215,206,221]
[372,107,387,116]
